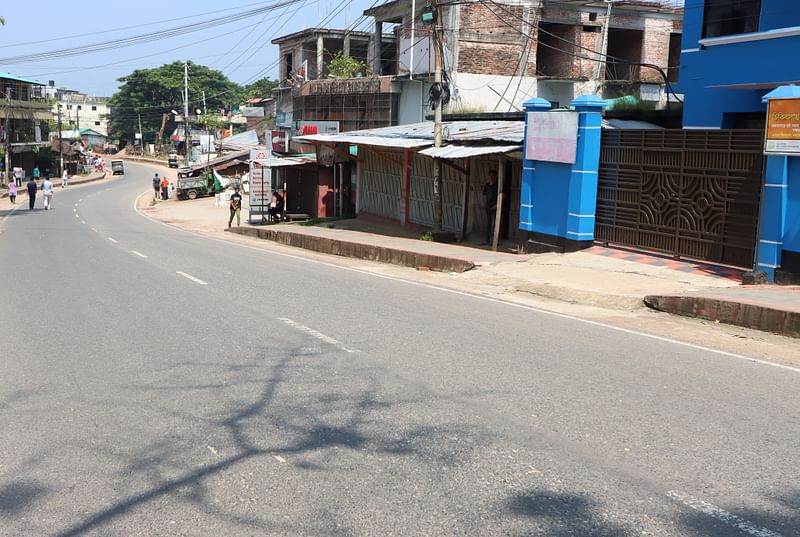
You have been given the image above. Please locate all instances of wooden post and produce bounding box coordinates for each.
[460,159,470,241]
[401,148,411,225]
[492,157,505,251]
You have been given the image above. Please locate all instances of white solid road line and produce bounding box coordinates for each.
[667,491,784,537]
[131,250,148,259]
[278,317,358,353]
[132,190,800,374]
[108,237,118,243]
[176,271,208,285]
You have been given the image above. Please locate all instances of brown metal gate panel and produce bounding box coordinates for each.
[596,129,763,268]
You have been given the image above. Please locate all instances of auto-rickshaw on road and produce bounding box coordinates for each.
[111,160,125,175]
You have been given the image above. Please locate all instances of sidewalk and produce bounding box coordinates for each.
[126,158,797,339]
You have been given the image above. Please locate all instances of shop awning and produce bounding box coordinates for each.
[417,144,520,159]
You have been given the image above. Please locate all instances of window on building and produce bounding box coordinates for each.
[67,104,72,110]
[92,106,97,111]
[284,53,293,80]
[95,121,101,126]
[77,105,82,110]
[702,0,761,38]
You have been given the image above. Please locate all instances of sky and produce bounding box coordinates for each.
[0,0,379,96]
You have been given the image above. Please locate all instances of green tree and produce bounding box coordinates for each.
[107,61,241,145]
[242,78,279,99]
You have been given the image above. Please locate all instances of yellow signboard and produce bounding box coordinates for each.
[765,98,800,155]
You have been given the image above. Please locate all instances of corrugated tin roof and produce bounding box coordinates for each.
[186,150,250,172]
[0,71,44,85]
[296,120,524,146]
[251,156,315,167]
[295,133,432,148]
[418,144,521,159]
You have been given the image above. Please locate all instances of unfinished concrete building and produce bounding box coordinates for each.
[272,0,682,135]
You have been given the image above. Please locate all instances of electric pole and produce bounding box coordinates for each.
[138,113,144,155]
[3,93,10,186]
[594,0,614,94]
[57,104,63,176]
[184,61,191,165]
[432,0,444,231]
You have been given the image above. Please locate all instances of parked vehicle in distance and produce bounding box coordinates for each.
[168,154,179,168]
[111,160,125,175]
[176,168,213,200]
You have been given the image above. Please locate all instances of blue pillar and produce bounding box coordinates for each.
[756,156,788,281]
[519,95,606,252]
[566,95,606,244]
[519,98,550,233]
[758,86,800,282]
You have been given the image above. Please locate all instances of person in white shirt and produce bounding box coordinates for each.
[42,176,54,210]
[61,169,69,189]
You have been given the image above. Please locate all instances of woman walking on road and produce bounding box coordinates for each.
[7,180,16,203]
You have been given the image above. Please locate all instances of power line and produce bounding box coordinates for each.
[0,1,303,65]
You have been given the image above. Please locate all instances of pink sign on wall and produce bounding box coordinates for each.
[525,111,579,164]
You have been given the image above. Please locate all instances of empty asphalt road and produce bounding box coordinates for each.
[1,162,798,536]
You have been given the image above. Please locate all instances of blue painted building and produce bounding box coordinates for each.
[678,0,800,129]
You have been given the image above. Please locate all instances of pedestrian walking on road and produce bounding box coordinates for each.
[33,166,40,182]
[482,170,498,245]
[160,175,169,200]
[228,186,242,228]
[42,176,54,210]
[152,173,160,200]
[7,180,16,204]
[26,177,37,210]
[61,169,69,189]
[213,175,223,206]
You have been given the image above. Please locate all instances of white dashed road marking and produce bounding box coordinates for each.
[131,250,148,259]
[278,317,358,353]
[81,220,86,225]
[108,237,118,244]
[667,491,784,537]
[75,214,79,219]
[176,271,207,285]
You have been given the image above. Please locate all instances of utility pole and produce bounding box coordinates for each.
[3,93,10,186]
[138,113,144,155]
[202,90,207,115]
[184,61,190,165]
[432,0,443,231]
[57,104,63,176]
[594,0,614,94]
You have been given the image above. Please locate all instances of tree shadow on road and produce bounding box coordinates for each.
[506,489,632,537]
[49,343,480,536]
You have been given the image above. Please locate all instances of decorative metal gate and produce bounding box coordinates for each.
[595,129,764,267]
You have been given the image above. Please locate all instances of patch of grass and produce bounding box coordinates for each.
[420,231,434,241]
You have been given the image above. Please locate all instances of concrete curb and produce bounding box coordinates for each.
[644,295,800,338]
[227,226,476,273]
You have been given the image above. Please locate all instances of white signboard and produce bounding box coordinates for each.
[249,162,272,207]
[525,111,579,164]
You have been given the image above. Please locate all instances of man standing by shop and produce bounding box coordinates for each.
[228,186,242,228]
[26,176,37,210]
[482,170,498,245]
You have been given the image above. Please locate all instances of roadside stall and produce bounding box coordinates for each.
[247,149,314,224]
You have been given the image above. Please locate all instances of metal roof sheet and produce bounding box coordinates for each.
[0,71,44,85]
[418,144,521,159]
[296,120,524,146]
[295,133,432,148]
[251,156,315,168]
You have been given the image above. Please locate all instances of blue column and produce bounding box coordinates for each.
[520,98,550,232]
[758,85,800,282]
[756,155,788,281]
[566,95,606,244]
[519,95,606,252]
